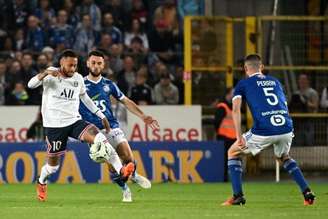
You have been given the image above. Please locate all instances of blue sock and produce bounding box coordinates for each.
[228,159,243,196]
[283,159,309,192]
[110,172,128,191]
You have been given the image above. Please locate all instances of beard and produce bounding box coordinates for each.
[89,68,102,77]
[61,67,74,77]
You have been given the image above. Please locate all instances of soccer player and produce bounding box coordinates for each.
[222,54,315,206]
[79,50,159,202]
[27,49,134,201]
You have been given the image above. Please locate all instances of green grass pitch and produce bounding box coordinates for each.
[0,182,327,219]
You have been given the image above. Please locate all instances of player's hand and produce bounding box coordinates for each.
[142,115,160,130]
[101,118,111,133]
[236,136,246,149]
[44,69,59,77]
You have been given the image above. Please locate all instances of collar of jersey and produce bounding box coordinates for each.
[87,75,102,84]
[249,72,262,77]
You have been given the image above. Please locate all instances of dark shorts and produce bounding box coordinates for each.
[44,120,93,156]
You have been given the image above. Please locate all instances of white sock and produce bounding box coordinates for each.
[94,133,123,174]
[131,171,138,180]
[39,163,59,184]
[107,152,123,174]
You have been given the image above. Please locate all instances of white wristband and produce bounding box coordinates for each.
[95,110,106,120]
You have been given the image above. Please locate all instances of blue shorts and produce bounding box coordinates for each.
[44,120,93,156]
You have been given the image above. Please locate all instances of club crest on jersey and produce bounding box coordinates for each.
[73,81,78,87]
[103,85,110,92]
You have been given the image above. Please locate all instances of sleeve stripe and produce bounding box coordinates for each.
[232,95,242,101]
[119,94,125,100]
[112,82,124,98]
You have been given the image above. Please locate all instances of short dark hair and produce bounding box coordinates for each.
[59,49,77,60]
[244,54,262,69]
[244,54,262,63]
[88,50,105,59]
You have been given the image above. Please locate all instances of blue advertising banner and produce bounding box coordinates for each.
[0,141,224,184]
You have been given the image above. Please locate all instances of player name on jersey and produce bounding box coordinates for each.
[256,80,277,87]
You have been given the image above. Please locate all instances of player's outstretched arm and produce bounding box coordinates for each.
[232,97,245,147]
[120,97,159,130]
[80,92,111,132]
[27,67,59,89]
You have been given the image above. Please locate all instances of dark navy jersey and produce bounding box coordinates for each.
[79,76,125,129]
[233,73,293,136]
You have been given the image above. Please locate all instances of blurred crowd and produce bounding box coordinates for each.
[0,0,205,106]
[1,0,327,112]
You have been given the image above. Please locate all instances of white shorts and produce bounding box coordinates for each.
[241,130,294,157]
[102,128,128,149]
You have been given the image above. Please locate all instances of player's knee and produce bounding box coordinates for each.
[46,163,60,174]
[227,148,233,157]
[120,154,133,164]
[87,126,99,136]
[81,126,99,143]
[227,146,241,159]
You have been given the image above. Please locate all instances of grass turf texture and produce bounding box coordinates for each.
[0,183,327,219]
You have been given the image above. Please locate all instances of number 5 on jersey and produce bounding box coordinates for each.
[263,87,286,126]
[263,87,278,105]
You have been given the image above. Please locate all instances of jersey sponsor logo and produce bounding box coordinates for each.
[60,88,75,99]
[261,109,288,116]
[270,114,286,126]
[91,93,100,100]
[53,88,76,100]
